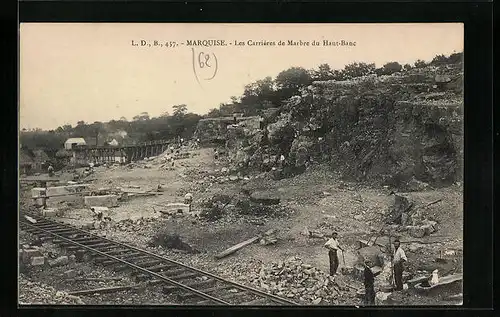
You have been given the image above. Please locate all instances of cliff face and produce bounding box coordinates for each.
[199,63,463,189]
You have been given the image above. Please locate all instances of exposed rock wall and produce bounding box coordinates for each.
[198,63,463,189]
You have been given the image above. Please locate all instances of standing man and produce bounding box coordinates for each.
[184,193,193,213]
[393,239,408,291]
[47,164,54,177]
[363,260,381,305]
[324,231,344,276]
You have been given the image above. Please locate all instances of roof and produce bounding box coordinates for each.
[108,139,119,146]
[65,138,86,144]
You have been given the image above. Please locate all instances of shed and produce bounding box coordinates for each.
[65,138,87,150]
[107,139,119,146]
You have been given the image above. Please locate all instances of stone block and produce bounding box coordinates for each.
[31,188,47,198]
[357,246,384,267]
[90,206,110,215]
[47,195,84,208]
[41,208,58,217]
[82,222,95,230]
[84,195,119,208]
[33,197,47,208]
[46,184,89,196]
[375,292,392,305]
[408,226,426,238]
[22,249,42,264]
[421,220,438,234]
[30,256,45,266]
[250,191,280,205]
[163,203,190,214]
[50,256,69,267]
[421,224,436,235]
[340,266,355,275]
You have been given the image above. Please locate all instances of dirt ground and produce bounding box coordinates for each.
[19,146,463,306]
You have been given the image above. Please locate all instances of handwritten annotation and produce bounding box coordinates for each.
[191,48,218,86]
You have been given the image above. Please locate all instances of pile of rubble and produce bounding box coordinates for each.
[19,275,86,305]
[385,194,441,238]
[112,217,157,232]
[247,257,350,304]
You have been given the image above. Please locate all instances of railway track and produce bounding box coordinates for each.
[19,213,298,306]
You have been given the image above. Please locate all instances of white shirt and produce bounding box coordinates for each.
[394,247,407,263]
[325,238,341,251]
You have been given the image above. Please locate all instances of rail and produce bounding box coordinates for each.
[20,213,298,306]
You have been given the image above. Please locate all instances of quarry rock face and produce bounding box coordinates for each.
[196,63,463,189]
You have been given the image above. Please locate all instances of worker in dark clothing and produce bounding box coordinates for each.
[324,232,344,276]
[363,260,381,305]
[393,239,408,291]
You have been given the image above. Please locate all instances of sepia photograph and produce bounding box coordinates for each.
[19,23,464,306]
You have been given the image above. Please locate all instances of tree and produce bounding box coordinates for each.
[239,76,277,114]
[430,54,449,66]
[119,116,127,121]
[206,108,221,118]
[331,69,346,81]
[275,67,312,91]
[275,67,312,101]
[312,63,335,81]
[77,121,85,126]
[381,62,402,75]
[172,104,188,117]
[342,62,376,79]
[160,111,170,117]
[448,52,463,64]
[414,59,427,68]
[133,112,150,121]
[403,63,413,71]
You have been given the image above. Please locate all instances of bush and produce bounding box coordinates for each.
[200,205,225,221]
[430,54,449,66]
[414,59,427,68]
[380,62,402,75]
[403,64,413,71]
[199,195,232,221]
[148,231,198,253]
[342,62,376,79]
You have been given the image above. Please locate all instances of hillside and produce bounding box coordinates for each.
[207,63,463,190]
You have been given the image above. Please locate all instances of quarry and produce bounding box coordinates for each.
[19,62,463,306]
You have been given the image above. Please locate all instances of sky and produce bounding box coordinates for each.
[20,23,463,130]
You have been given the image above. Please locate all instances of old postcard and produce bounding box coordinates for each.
[19,23,463,306]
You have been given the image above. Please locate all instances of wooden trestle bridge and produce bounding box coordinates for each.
[72,139,172,164]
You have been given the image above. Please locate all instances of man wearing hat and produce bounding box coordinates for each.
[393,239,407,291]
[324,231,344,276]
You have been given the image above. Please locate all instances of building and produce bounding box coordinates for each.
[64,138,87,150]
[107,139,119,146]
